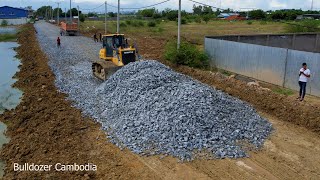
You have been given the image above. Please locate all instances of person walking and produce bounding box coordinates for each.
[57,37,61,48]
[298,63,311,101]
[93,33,98,42]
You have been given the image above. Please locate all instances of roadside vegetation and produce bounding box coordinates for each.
[1,20,8,26]
[285,20,320,33]
[164,40,209,69]
[272,88,295,96]
[0,34,16,42]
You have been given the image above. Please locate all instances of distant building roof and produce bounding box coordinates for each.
[0,6,28,12]
[296,14,320,20]
[0,6,30,19]
[218,13,239,18]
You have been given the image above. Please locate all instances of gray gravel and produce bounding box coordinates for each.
[35,21,272,161]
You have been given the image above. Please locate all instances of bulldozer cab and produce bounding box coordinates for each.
[102,34,126,57]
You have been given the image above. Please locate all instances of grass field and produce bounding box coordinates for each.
[80,20,287,45]
[0,34,16,42]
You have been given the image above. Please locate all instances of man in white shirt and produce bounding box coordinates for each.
[298,63,311,101]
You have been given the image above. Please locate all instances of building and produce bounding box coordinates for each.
[0,6,29,25]
[225,15,246,21]
[296,14,320,20]
[217,13,240,19]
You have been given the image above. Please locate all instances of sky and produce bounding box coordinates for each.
[0,0,319,13]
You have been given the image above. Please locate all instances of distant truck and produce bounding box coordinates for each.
[60,22,78,36]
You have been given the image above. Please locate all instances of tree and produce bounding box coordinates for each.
[215,8,221,16]
[79,14,85,22]
[222,8,233,13]
[202,14,211,24]
[165,9,187,21]
[53,8,63,17]
[36,6,52,17]
[193,5,202,15]
[202,6,213,15]
[138,8,156,17]
[88,12,98,17]
[249,9,266,19]
[166,10,178,21]
[108,12,115,17]
[66,8,78,17]
[161,8,172,17]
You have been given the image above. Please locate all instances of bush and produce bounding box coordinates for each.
[79,14,85,22]
[147,21,156,27]
[176,17,187,25]
[120,22,127,27]
[286,20,320,33]
[182,18,188,24]
[247,21,253,25]
[195,16,202,23]
[260,21,267,25]
[0,34,16,41]
[138,21,145,27]
[155,19,162,24]
[152,27,164,33]
[166,10,178,21]
[125,20,132,25]
[1,20,8,26]
[164,40,209,69]
[131,20,145,27]
[202,14,211,24]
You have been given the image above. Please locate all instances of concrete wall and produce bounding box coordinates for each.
[205,38,320,97]
[0,18,28,25]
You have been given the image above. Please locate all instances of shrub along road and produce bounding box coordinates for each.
[0,22,319,179]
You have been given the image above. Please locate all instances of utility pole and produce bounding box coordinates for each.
[105,1,107,34]
[117,0,120,33]
[51,6,53,20]
[311,0,314,11]
[77,6,80,33]
[56,2,60,25]
[69,0,72,24]
[45,8,48,21]
[177,0,181,49]
[65,8,67,22]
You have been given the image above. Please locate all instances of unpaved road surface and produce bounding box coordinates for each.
[0,22,319,179]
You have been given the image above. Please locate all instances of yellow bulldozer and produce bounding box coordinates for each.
[92,34,141,80]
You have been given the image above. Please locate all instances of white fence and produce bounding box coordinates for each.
[205,38,320,97]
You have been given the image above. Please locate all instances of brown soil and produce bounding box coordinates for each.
[0,24,319,179]
[0,25,158,179]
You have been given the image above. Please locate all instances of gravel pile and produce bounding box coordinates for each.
[98,61,272,160]
[35,22,272,161]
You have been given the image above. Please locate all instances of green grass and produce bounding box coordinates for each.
[272,88,294,96]
[220,70,233,76]
[0,34,16,42]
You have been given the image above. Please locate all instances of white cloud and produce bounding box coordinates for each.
[270,0,287,9]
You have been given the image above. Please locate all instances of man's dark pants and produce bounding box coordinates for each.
[299,81,307,99]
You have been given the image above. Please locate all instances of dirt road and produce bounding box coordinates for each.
[0,23,319,179]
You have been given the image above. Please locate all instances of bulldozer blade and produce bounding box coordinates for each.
[92,60,121,81]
